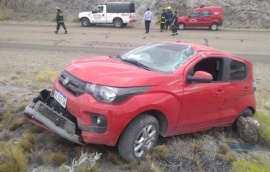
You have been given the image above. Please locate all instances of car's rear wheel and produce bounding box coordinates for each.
[210,23,218,31]
[118,114,159,162]
[113,18,123,28]
[81,18,90,27]
[226,108,253,131]
[178,23,185,30]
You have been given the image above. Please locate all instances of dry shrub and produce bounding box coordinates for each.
[36,71,57,83]
[0,129,12,141]
[9,117,24,131]
[50,152,68,166]
[0,143,28,172]
[28,125,44,133]
[30,150,45,165]
[20,133,36,153]
[106,151,125,166]
[77,163,99,172]
[151,144,171,160]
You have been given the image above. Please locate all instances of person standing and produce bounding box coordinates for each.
[144,8,152,33]
[171,11,178,36]
[160,9,166,32]
[165,6,173,30]
[54,5,67,34]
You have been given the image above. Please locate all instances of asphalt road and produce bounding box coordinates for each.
[0,23,270,63]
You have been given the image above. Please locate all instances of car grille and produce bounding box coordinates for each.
[33,101,76,134]
[58,70,86,97]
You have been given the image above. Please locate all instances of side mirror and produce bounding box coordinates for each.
[187,71,213,83]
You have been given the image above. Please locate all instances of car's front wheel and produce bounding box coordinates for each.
[81,18,90,27]
[118,114,159,162]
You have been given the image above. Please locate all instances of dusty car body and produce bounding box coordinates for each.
[24,42,256,162]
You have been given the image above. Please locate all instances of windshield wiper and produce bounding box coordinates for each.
[121,59,152,71]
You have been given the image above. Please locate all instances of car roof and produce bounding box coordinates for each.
[155,41,250,63]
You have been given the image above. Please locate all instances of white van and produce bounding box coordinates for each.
[78,2,136,28]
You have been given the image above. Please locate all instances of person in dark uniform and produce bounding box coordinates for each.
[165,6,173,30]
[171,11,178,36]
[54,5,67,34]
[160,9,166,32]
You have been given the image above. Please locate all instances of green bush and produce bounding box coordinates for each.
[233,158,270,172]
[254,112,270,141]
[0,13,6,21]
[72,17,79,23]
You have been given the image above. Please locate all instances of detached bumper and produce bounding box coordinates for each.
[24,101,84,145]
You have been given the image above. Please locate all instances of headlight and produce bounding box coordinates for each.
[85,83,149,104]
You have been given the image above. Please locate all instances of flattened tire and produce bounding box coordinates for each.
[81,18,90,27]
[178,23,185,30]
[113,18,123,28]
[118,114,159,162]
[210,23,218,31]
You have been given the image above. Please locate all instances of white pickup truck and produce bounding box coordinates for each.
[78,2,136,28]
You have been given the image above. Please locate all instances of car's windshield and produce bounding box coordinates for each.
[118,43,197,73]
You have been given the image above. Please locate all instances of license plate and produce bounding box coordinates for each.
[54,89,67,108]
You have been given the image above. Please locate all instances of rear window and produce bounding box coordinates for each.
[229,60,247,81]
[106,2,135,13]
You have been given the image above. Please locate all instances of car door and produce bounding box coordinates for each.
[90,6,106,23]
[216,58,252,124]
[176,57,227,132]
[201,10,212,27]
[186,10,202,27]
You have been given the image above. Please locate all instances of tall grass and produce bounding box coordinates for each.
[0,143,28,172]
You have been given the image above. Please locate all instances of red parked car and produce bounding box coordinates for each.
[24,42,256,162]
[177,6,224,31]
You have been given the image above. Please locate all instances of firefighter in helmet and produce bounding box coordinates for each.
[165,6,173,30]
[54,5,67,34]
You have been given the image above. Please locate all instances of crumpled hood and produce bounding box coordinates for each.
[64,56,164,87]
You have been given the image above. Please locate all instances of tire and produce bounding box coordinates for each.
[178,23,185,30]
[210,23,218,31]
[240,109,253,117]
[113,18,123,28]
[118,114,159,162]
[229,108,253,131]
[81,18,90,27]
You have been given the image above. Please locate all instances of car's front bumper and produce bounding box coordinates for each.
[24,100,85,145]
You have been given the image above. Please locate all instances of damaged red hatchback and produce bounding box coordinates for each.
[24,42,256,162]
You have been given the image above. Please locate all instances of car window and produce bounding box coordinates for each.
[120,43,197,74]
[190,11,201,18]
[190,57,224,82]
[93,6,103,13]
[229,60,247,81]
[202,10,211,17]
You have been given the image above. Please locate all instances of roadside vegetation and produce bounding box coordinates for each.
[0,91,270,171]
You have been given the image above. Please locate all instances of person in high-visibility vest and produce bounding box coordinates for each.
[54,5,67,34]
[160,9,166,32]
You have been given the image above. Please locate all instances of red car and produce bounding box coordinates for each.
[177,6,224,31]
[24,42,256,162]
